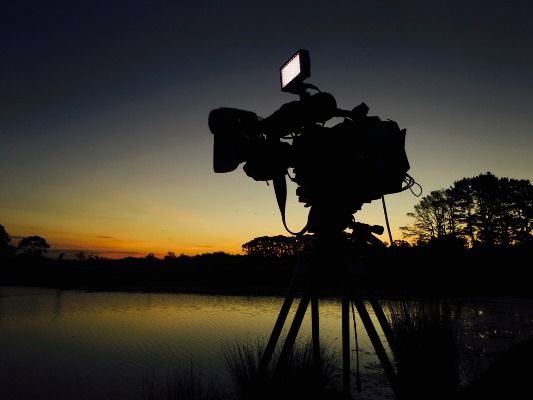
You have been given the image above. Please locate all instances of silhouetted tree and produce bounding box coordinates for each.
[17,235,50,257]
[393,239,412,248]
[426,235,468,250]
[164,251,177,262]
[75,251,86,261]
[402,172,533,247]
[400,189,460,245]
[242,235,307,257]
[0,224,15,257]
[452,173,532,247]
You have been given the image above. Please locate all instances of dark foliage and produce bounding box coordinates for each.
[2,242,532,298]
[242,235,311,257]
[402,172,533,247]
[17,235,50,257]
[0,224,15,258]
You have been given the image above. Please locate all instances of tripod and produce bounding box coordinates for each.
[258,223,400,399]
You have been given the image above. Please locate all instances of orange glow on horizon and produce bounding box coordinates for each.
[5,221,247,259]
[43,236,246,259]
[6,224,408,259]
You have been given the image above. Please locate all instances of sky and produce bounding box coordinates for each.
[1,0,532,258]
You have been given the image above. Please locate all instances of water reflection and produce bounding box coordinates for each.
[0,287,532,400]
[54,289,63,318]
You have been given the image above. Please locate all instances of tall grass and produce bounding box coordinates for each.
[142,301,464,400]
[386,300,461,400]
[142,339,341,400]
[223,339,342,400]
[142,364,227,400]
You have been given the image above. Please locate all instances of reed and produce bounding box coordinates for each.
[142,364,227,400]
[386,300,461,400]
[223,338,342,400]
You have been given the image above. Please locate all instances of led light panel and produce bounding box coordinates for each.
[280,49,310,93]
[281,53,301,89]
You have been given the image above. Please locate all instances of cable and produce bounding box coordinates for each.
[381,196,394,247]
[402,173,422,197]
[380,173,421,247]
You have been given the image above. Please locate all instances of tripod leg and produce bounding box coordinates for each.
[275,292,311,372]
[352,295,400,398]
[368,296,397,359]
[342,290,351,398]
[311,289,320,368]
[259,277,297,374]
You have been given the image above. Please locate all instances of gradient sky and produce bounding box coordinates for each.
[1,1,532,257]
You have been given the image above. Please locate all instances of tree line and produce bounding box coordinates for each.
[2,172,531,262]
[400,172,532,247]
[242,172,532,256]
[0,227,50,258]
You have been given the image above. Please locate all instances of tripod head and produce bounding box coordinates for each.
[350,221,386,248]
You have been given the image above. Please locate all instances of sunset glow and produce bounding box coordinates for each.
[1,1,531,258]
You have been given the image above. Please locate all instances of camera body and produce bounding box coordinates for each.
[209,49,410,234]
[208,92,410,233]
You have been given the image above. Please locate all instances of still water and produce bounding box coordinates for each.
[1,287,532,400]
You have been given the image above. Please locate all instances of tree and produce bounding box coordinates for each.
[242,235,308,257]
[0,224,15,257]
[393,239,412,248]
[402,172,533,247]
[400,189,460,245]
[164,251,177,261]
[17,236,50,257]
[452,173,532,247]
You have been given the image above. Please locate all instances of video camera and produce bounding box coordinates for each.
[208,50,412,234]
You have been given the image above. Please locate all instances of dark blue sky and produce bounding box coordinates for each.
[1,1,532,255]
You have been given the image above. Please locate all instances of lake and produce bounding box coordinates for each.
[1,287,532,400]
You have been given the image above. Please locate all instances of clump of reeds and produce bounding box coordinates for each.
[142,364,227,400]
[386,300,461,400]
[223,338,342,400]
